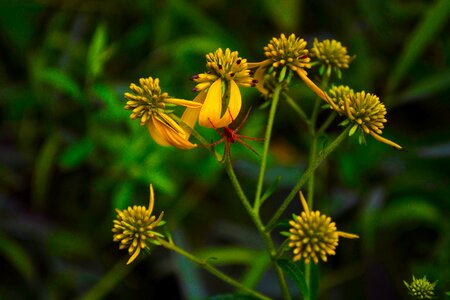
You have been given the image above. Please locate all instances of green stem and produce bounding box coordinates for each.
[317,111,337,136]
[254,84,282,212]
[265,126,351,232]
[283,93,310,127]
[157,238,271,300]
[225,159,291,300]
[306,137,317,208]
[307,75,329,207]
[305,262,311,300]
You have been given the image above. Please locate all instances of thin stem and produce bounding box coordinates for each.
[224,159,291,299]
[317,111,337,136]
[305,262,311,300]
[157,238,271,300]
[265,126,351,232]
[306,74,329,207]
[254,84,282,212]
[307,137,317,207]
[283,92,310,127]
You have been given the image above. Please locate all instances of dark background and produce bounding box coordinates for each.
[0,0,449,299]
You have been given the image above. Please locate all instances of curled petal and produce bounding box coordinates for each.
[214,80,242,128]
[153,116,197,149]
[148,116,171,146]
[148,115,196,149]
[199,78,222,127]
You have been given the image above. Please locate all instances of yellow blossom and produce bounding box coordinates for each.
[326,85,355,115]
[339,91,402,149]
[182,48,256,129]
[288,191,358,264]
[248,33,310,95]
[310,38,353,78]
[124,76,202,149]
[112,184,165,264]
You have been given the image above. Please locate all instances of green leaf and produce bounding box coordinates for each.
[378,197,443,229]
[260,176,281,204]
[240,251,271,289]
[59,137,94,169]
[35,68,83,102]
[262,0,299,31]
[112,182,134,210]
[398,70,450,104]
[0,232,35,283]
[195,247,261,266]
[387,0,450,94]
[87,23,114,80]
[277,258,309,298]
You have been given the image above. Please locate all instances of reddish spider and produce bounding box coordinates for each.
[206,108,264,160]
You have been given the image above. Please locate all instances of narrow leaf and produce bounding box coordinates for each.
[36,68,83,102]
[260,176,281,204]
[59,137,94,169]
[0,232,35,283]
[387,0,450,94]
[277,258,309,298]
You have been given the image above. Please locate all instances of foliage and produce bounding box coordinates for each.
[0,0,449,299]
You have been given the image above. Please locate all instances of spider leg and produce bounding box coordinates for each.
[236,139,260,156]
[234,107,253,132]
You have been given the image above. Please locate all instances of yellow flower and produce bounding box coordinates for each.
[339,91,402,149]
[326,85,355,115]
[183,48,256,129]
[124,76,202,149]
[288,191,358,264]
[112,184,165,264]
[404,276,437,299]
[310,38,353,78]
[248,33,310,95]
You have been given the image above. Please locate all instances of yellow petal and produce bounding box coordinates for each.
[296,69,328,102]
[181,91,207,135]
[369,131,402,149]
[153,116,197,149]
[126,247,141,265]
[254,66,269,95]
[199,78,222,128]
[165,98,203,108]
[214,80,242,128]
[148,116,171,146]
[148,184,154,215]
[298,191,310,216]
[158,112,185,136]
[337,231,359,239]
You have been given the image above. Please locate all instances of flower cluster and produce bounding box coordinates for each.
[310,38,353,78]
[183,48,256,129]
[124,77,201,149]
[404,276,437,299]
[288,192,359,264]
[325,86,402,149]
[112,184,165,264]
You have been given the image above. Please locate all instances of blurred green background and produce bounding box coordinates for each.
[0,0,449,299]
